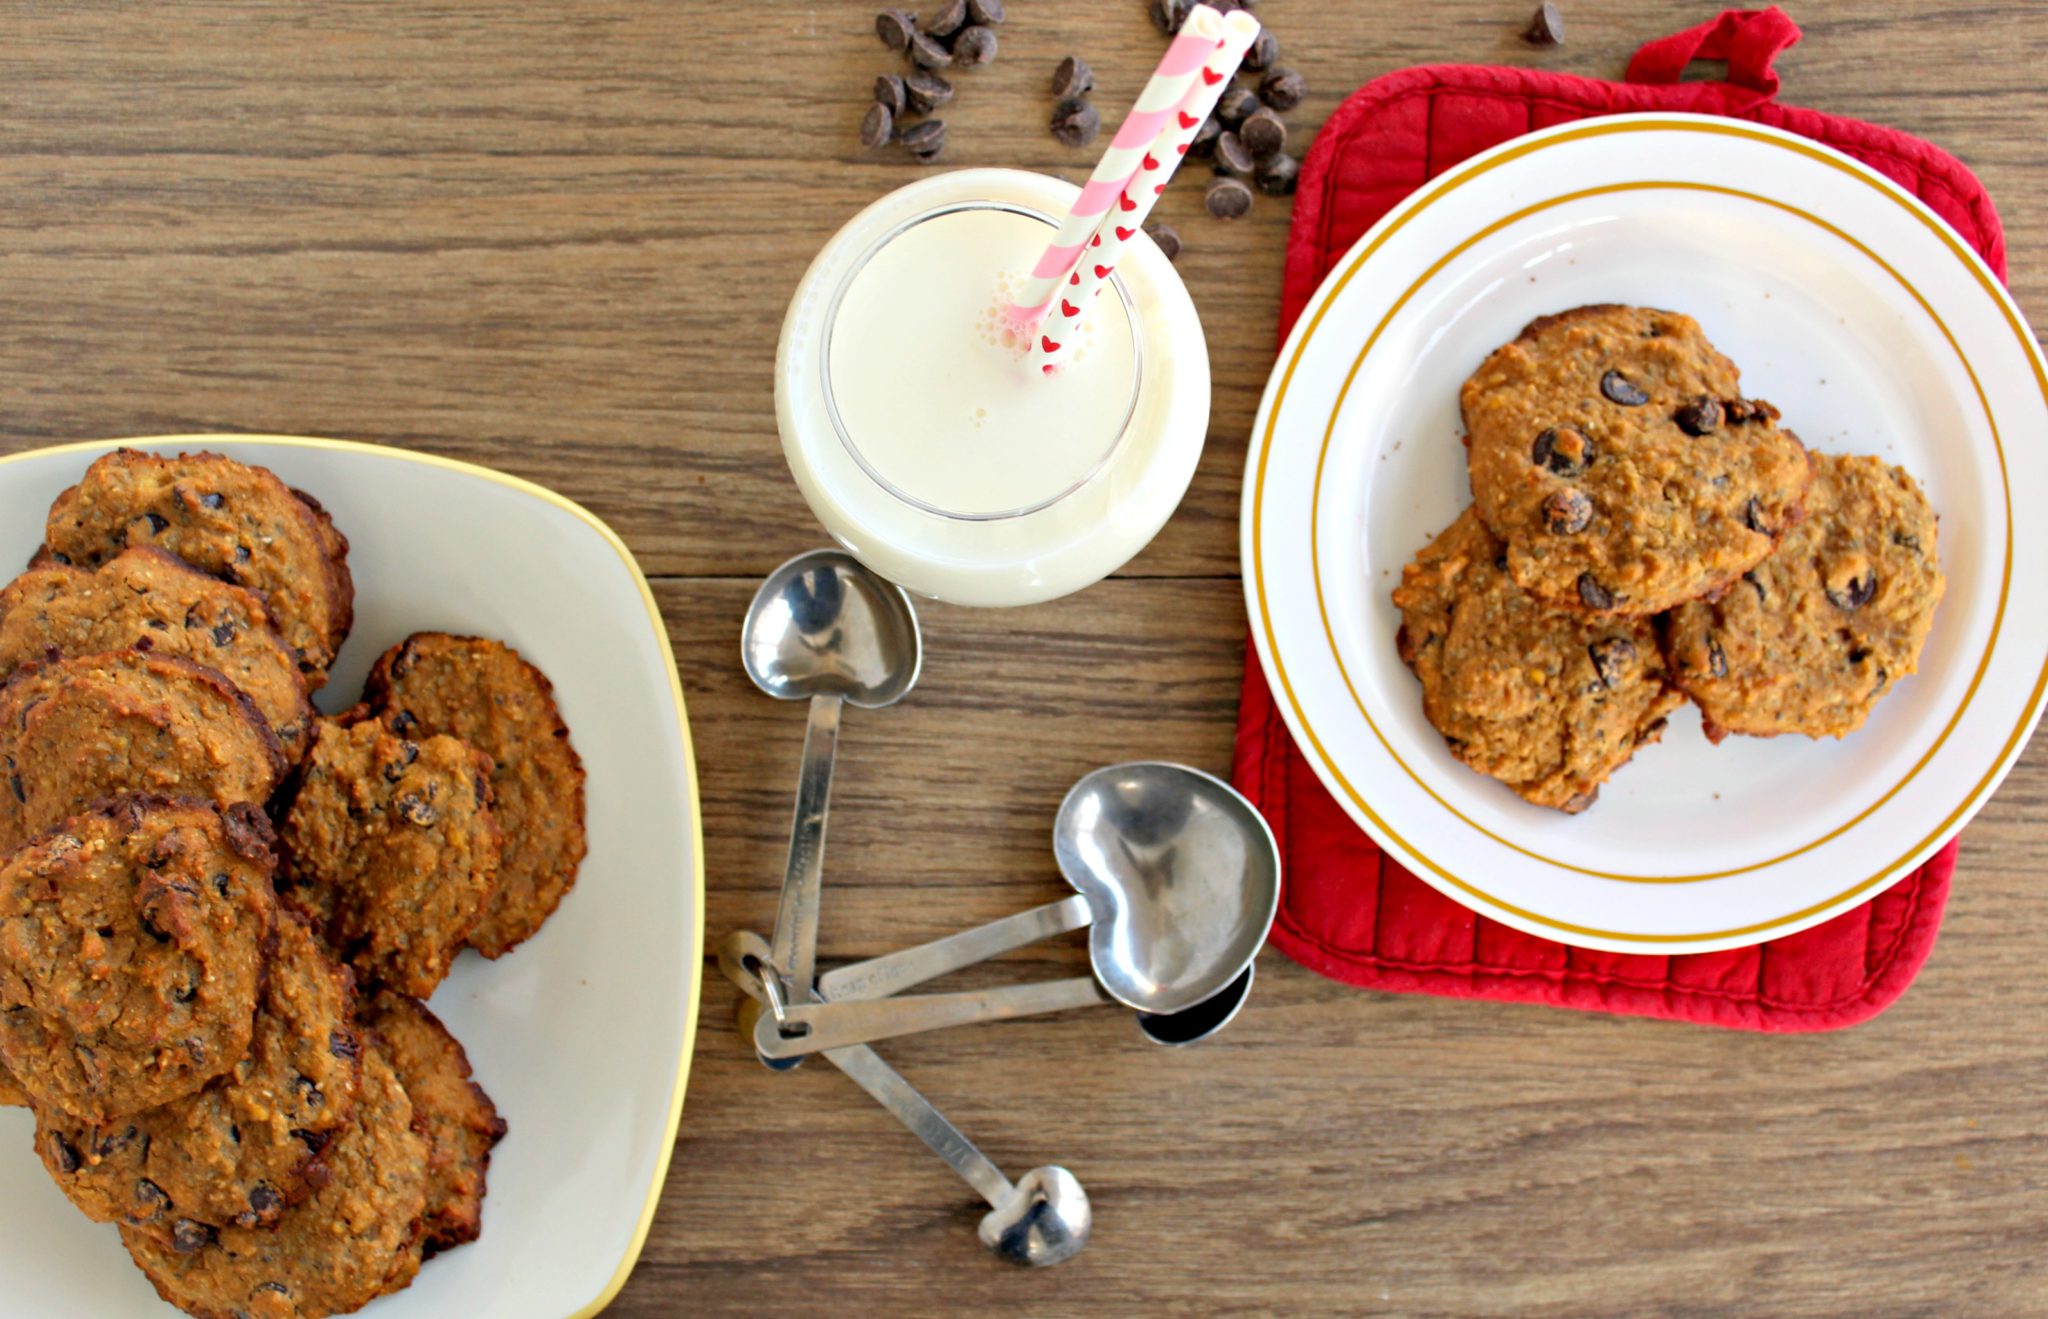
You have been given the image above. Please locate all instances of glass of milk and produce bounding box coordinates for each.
[776,168,1211,607]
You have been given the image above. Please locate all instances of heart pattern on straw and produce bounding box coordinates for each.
[1027,5,1261,373]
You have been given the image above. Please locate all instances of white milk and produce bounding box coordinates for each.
[777,168,1211,606]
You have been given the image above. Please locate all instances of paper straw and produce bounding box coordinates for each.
[1028,8,1261,374]
[1005,4,1227,328]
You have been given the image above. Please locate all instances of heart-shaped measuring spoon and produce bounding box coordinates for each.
[753,762,1280,1060]
[723,931,1092,1267]
[742,549,921,1071]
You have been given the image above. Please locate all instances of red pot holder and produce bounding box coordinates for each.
[1230,8,2005,1031]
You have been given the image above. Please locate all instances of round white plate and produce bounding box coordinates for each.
[1242,115,2048,954]
[0,437,702,1318]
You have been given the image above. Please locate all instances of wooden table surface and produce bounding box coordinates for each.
[3,2,2045,1314]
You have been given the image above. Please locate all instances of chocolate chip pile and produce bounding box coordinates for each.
[1146,0,1308,220]
[864,1,1008,163]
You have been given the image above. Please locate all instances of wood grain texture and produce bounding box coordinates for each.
[0,2,2043,1315]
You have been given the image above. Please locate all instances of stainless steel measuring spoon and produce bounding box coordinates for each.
[724,931,1091,1266]
[753,762,1280,1059]
[741,549,921,1069]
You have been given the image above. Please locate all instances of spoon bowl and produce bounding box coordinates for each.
[1056,762,1280,1016]
[978,1165,1093,1268]
[742,548,922,707]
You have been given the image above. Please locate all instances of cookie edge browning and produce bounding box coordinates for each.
[0,646,291,798]
[361,632,586,959]
[0,794,279,1124]
[363,990,507,1258]
[39,448,356,684]
[0,545,318,759]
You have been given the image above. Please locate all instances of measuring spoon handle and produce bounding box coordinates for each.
[769,692,842,1000]
[820,893,1095,1002]
[759,977,1108,1059]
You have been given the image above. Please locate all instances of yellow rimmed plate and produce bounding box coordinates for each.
[0,436,701,1316]
[1242,115,2048,954]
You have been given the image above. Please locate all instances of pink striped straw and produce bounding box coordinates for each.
[1028,8,1261,375]
[1005,4,1227,329]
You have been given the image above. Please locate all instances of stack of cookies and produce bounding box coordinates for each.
[0,449,587,1318]
[1395,305,1946,813]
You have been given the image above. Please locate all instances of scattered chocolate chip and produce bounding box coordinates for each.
[1531,425,1594,477]
[1743,496,1770,535]
[1244,30,1279,71]
[901,119,947,161]
[1260,68,1307,112]
[1600,370,1649,406]
[295,1127,333,1155]
[47,1131,82,1174]
[294,1073,324,1109]
[211,871,230,897]
[1543,488,1593,535]
[135,512,169,536]
[1723,398,1755,423]
[1744,570,1767,603]
[1213,130,1255,178]
[96,1125,140,1158]
[1149,0,1191,34]
[171,1219,216,1254]
[139,907,172,943]
[234,544,250,563]
[1205,175,1255,220]
[246,1183,283,1218]
[1577,573,1616,610]
[1561,790,1597,814]
[252,1282,292,1300]
[1240,106,1287,159]
[389,709,419,736]
[210,620,236,646]
[1826,570,1878,611]
[1143,221,1182,261]
[1847,645,1873,665]
[198,492,225,510]
[905,70,952,113]
[952,24,997,66]
[860,101,894,150]
[876,8,916,51]
[1893,530,1922,552]
[1588,637,1636,689]
[924,0,967,37]
[874,73,907,116]
[329,1029,360,1061]
[1872,666,1890,694]
[1217,87,1260,127]
[967,0,1005,21]
[7,773,20,804]
[1524,2,1566,45]
[1187,114,1223,158]
[1255,152,1299,196]
[132,1178,170,1221]
[1050,97,1099,148]
[908,29,952,68]
[1675,395,1723,436]
[1051,55,1094,99]
[395,794,438,826]
[1706,635,1729,679]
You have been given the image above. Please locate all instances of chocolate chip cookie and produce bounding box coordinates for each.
[1463,305,1813,615]
[122,1038,428,1319]
[0,796,278,1123]
[0,1058,24,1107]
[361,634,584,958]
[41,450,354,690]
[1393,507,1685,812]
[1662,453,1945,741]
[34,910,362,1237]
[278,719,500,997]
[0,649,287,854]
[362,991,505,1257]
[0,547,314,761]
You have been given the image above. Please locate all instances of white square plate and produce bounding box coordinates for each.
[0,436,702,1317]
[1243,115,2048,953]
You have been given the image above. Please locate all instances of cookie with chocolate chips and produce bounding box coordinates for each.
[278,718,500,998]
[1393,507,1684,813]
[0,796,278,1124]
[0,649,287,854]
[34,911,362,1238]
[360,634,585,958]
[1662,453,1944,741]
[0,547,314,761]
[122,1038,429,1319]
[362,990,505,1257]
[40,450,354,690]
[1463,305,1813,615]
